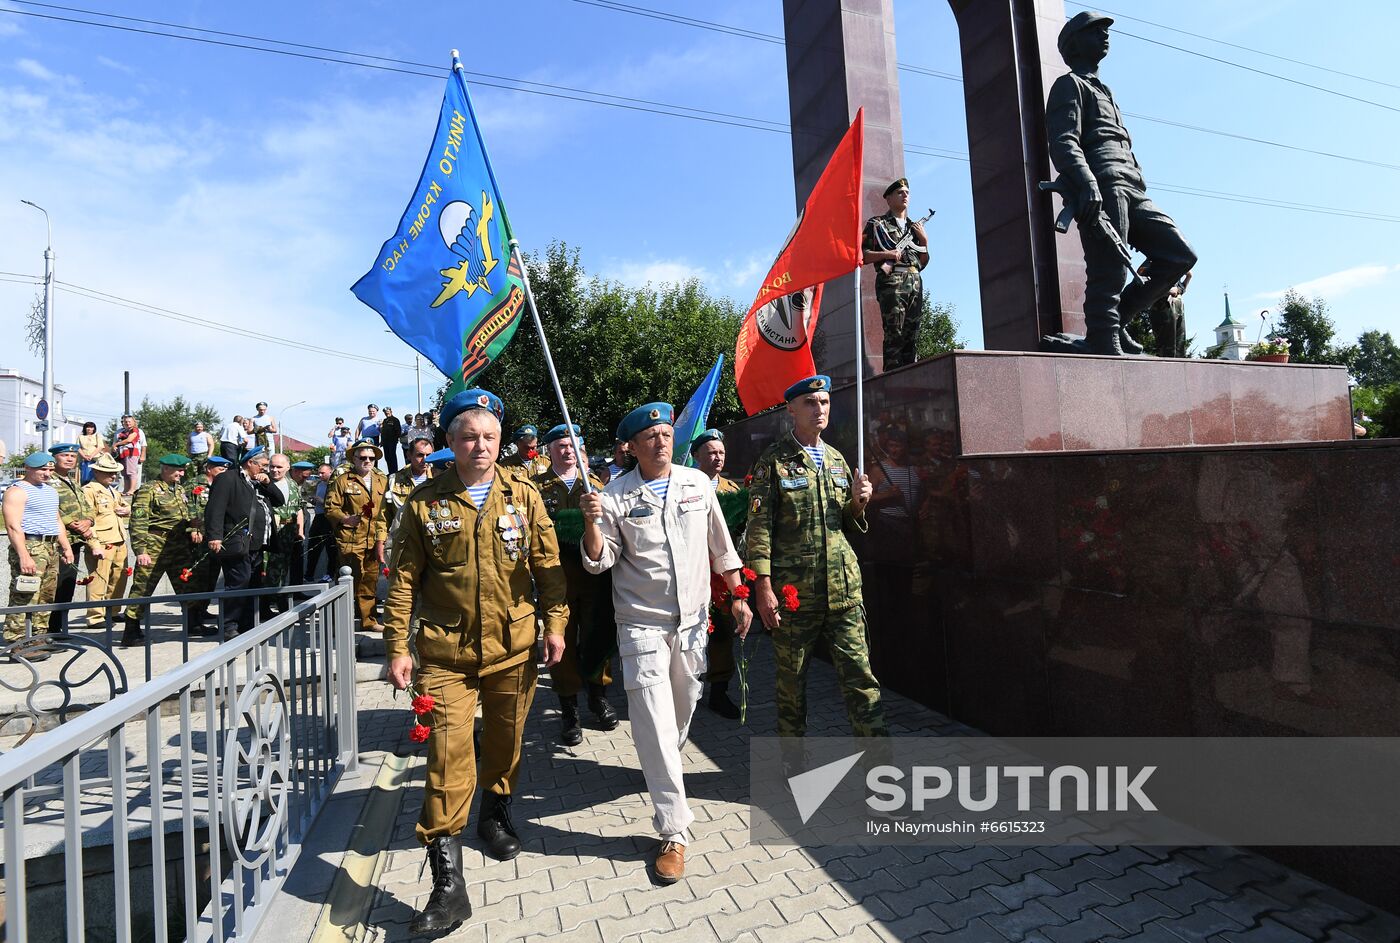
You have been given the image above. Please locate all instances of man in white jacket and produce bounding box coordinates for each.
[580,402,751,884]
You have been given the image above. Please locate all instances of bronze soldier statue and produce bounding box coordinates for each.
[1043,11,1197,356]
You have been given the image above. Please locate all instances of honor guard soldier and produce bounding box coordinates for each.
[82,455,131,627]
[3,452,72,651]
[48,443,101,631]
[532,422,618,745]
[745,376,888,738]
[324,439,389,631]
[862,178,930,370]
[498,424,548,475]
[690,429,745,719]
[581,404,751,884]
[383,388,567,935]
[123,454,204,647]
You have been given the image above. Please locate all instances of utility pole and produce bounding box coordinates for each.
[416,355,423,415]
[21,200,54,451]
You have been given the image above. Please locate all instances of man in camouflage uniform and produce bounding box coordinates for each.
[123,454,204,647]
[691,429,745,720]
[82,455,131,626]
[532,422,617,745]
[745,375,887,738]
[498,424,548,476]
[325,439,389,630]
[3,452,73,650]
[185,455,229,631]
[48,443,102,631]
[863,178,929,370]
[264,454,305,614]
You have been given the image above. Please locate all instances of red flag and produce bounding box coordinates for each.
[736,109,864,415]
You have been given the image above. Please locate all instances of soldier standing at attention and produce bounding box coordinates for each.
[3,452,72,654]
[122,454,203,647]
[745,376,887,738]
[581,403,751,884]
[533,422,618,745]
[690,429,745,720]
[862,178,929,370]
[82,455,131,627]
[48,443,102,631]
[384,388,567,935]
[325,439,389,631]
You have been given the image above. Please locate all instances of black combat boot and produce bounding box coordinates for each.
[408,835,471,935]
[708,683,740,720]
[120,615,144,648]
[587,684,619,731]
[477,792,521,861]
[558,695,583,746]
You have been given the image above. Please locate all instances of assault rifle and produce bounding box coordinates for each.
[881,208,936,271]
[1038,177,1136,271]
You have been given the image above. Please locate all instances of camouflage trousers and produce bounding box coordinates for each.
[5,539,60,641]
[265,524,303,589]
[876,268,923,370]
[771,603,887,738]
[124,536,200,619]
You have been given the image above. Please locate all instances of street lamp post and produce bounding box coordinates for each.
[278,400,307,454]
[21,200,54,451]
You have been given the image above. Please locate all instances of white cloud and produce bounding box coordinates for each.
[1256,263,1400,302]
[15,57,57,82]
[0,19,22,39]
[95,55,135,75]
[607,258,713,287]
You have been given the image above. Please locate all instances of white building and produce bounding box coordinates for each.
[0,367,88,461]
[1213,292,1250,361]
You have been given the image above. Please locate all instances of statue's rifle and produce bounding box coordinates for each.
[1039,177,1142,285]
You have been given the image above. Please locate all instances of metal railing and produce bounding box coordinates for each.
[0,574,358,943]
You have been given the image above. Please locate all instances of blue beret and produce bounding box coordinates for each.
[784,375,832,402]
[290,461,315,470]
[426,447,454,467]
[239,446,266,465]
[441,388,504,431]
[616,402,674,442]
[513,424,538,439]
[541,423,580,446]
[205,456,231,467]
[48,442,79,454]
[689,428,724,453]
[24,451,55,468]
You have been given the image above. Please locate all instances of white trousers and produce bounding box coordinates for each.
[618,621,707,841]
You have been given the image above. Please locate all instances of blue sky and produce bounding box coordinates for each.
[1,0,1396,445]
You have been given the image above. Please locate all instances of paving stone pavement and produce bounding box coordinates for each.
[337,637,1400,943]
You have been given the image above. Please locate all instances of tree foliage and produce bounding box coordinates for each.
[1275,289,1354,367]
[104,395,223,476]
[915,298,966,360]
[448,243,744,450]
[1351,330,1400,389]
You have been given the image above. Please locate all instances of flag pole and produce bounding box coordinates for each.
[508,240,599,505]
[854,264,865,472]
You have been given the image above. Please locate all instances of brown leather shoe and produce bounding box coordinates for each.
[653,840,685,884]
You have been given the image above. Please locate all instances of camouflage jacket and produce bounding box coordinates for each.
[862,212,928,274]
[185,479,214,523]
[130,479,198,556]
[271,478,304,526]
[744,433,868,610]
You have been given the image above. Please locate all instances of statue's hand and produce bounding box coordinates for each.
[1077,184,1103,224]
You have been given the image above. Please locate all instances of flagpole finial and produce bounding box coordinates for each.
[450,49,463,72]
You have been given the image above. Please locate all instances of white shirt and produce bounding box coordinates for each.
[582,464,742,628]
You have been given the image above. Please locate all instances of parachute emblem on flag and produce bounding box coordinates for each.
[433,192,500,307]
[755,286,817,351]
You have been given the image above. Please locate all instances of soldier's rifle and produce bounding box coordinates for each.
[887,208,936,265]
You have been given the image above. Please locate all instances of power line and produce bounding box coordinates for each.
[1065,1,1400,92]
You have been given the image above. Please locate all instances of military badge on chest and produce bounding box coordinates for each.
[497,504,528,560]
[424,499,463,543]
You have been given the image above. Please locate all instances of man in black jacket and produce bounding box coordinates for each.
[379,407,403,475]
[204,446,283,633]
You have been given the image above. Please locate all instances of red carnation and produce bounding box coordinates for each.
[744,474,753,486]
[741,566,756,582]
[361,501,374,517]
[781,584,800,612]
[124,566,133,576]
[411,693,435,715]
[526,447,539,460]
[732,584,751,600]
[179,568,192,582]
[408,723,430,744]
[381,566,390,577]
[192,486,206,496]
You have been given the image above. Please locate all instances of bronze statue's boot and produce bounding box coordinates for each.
[558,695,583,746]
[477,792,521,861]
[1086,322,1125,356]
[409,836,471,934]
[587,684,619,731]
[1119,328,1144,355]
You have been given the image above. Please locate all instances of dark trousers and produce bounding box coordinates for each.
[50,562,79,632]
[220,442,240,461]
[1085,182,1196,342]
[385,446,399,475]
[220,550,265,629]
[305,515,339,579]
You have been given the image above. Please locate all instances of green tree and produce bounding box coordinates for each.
[105,395,223,477]
[914,298,966,360]
[4,444,41,470]
[1275,289,1354,367]
[1351,330,1400,389]
[1353,384,1400,438]
[436,243,744,452]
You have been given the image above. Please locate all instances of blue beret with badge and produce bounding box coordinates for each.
[784,375,832,402]
[512,424,538,439]
[689,428,724,454]
[206,456,232,467]
[24,451,55,468]
[616,402,674,442]
[239,446,267,465]
[426,447,455,468]
[441,388,504,431]
[48,442,79,454]
[541,423,581,446]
